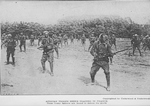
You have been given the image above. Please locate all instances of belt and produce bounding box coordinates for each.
[43,50,54,54]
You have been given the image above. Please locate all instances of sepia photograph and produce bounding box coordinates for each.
[0,0,150,98]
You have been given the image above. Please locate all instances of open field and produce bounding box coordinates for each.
[1,38,150,95]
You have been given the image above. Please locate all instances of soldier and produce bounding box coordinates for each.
[109,34,117,50]
[63,34,68,46]
[131,34,142,56]
[70,34,74,44]
[88,33,96,51]
[148,37,150,50]
[52,34,59,58]
[76,34,81,42]
[14,34,19,45]
[142,35,150,51]
[103,34,113,64]
[30,34,35,46]
[1,34,16,65]
[38,35,43,46]
[1,33,6,42]
[1,33,8,48]
[37,31,54,76]
[58,33,63,48]
[90,34,113,91]
[19,33,26,52]
[81,34,86,50]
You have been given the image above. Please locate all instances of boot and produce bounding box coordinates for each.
[12,58,15,65]
[105,73,110,91]
[90,72,95,85]
[6,57,9,65]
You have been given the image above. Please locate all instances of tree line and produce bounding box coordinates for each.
[1,16,150,38]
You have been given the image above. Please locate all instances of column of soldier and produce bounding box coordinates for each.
[1,30,150,91]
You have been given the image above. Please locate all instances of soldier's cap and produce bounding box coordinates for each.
[135,34,138,36]
[43,31,49,34]
[8,34,12,37]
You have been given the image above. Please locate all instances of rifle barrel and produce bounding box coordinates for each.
[114,47,132,55]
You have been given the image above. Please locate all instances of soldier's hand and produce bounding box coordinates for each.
[108,53,114,57]
[37,47,41,49]
[112,53,116,56]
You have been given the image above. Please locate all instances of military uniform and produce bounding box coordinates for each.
[131,34,142,56]
[2,34,16,65]
[30,34,35,46]
[53,34,59,58]
[63,34,68,45]
[148,37,150,50]
[70,34,74,43]
[38,36,43,46]
[77,34,81,42]
[81,34,86,45]
[109,34,117,50]
[15,34,19,45]
[88,34,96,51]
[58,35,63,47]
[39,34,54,75]
[142,35,150,51]
[90,36,113,91]
[19,33,26,52]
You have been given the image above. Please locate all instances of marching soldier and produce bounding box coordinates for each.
[1,33,8,48]
[37,31,54,76]
[142,35,150,51]
[103,34,113,64]
[76,34,81,42]
[88,33,96,51]
[38,35,43,46]
[58,33,63,48]
[81,34,86,50]
[1,34,17,65]
[90,34,113,91]
[15,34,19,45]
[30,34,35,46]
[109,34,117,50]
[70,34,74,44]
[131,34,142,56]
[19,33,26,52]
[63,34,68,46]
[52,34,59,58]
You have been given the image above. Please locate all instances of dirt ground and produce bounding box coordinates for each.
[1,38,150,95]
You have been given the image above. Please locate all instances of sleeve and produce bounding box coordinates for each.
[14,40,17,47]
[90,42,97,56]
[107,44,113,57]
[131,39,133,44]
[49,38,54,44]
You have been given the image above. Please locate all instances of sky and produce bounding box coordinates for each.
[0,1,150,25]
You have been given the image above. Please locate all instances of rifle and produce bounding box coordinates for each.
[37,44,47,50]
[113,47,132,55]
[95,47,132,59]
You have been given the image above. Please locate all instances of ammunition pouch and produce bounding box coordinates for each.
[43,49,54,55]
[94,56,109,63]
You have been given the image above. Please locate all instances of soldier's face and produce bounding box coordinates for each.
[45,34,48,37]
